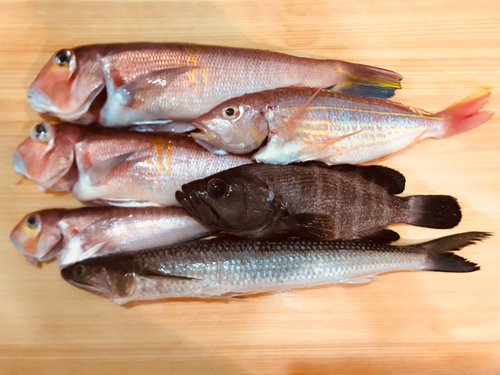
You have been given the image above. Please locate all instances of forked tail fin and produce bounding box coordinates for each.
[419,232,491,272]
[334,63,403,99]
[436,88,493,138]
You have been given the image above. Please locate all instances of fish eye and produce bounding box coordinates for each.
[207,178,228,199]
[221,105,241,120]
[54,49,73,66]
[29,122,53,142]
[74,264,85,277]
[24,213,40,229]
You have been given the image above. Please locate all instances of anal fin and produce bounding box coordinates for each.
[353,229,400,244]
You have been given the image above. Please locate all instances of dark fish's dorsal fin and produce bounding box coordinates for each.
[352,229,400,244]
[292,162,406,195]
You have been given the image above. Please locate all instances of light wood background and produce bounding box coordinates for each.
[1,0,499,374]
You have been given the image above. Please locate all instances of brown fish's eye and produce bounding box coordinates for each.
[74,264,85,277]
[207,178,228,199]
[29,122,53,142]
[25,213,40,229]
[222,105,240,120]
[54,49,73,66]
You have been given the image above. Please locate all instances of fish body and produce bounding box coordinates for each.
[176,163,461,240]
[10,207,212,267]
[28,43,403,128]
[13,123,251,206]
[61,232,488,304]
[192,87,493,164]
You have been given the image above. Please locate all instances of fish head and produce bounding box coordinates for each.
[10,210,64,265]
[176,168,282,236]
[28,47,105,122]
[61,258,137,301]
[191,99,269,154]
[13,122,80,190]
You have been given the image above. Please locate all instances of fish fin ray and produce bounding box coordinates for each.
[84,148,148,185]
[288,213,336,240]
[352,229,400,244]
[334,63,403,99]
[138,269,201,280]
[295,131,361,159]
[404,195,462,229]
[295,163,405,194]
[281,87,324,141]
[420,232,491,272]
[338,274,377,284]
[436,88,493,138]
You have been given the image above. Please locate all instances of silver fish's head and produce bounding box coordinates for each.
[176,166,285,237]
[191,100,269,154]
[28,46,105,122]
[10,210,65,265]
[13,122,80,191]
[61,258,137,302]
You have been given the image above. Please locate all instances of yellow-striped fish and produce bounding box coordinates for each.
[191,87,493,164]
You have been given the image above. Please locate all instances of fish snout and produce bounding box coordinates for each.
[10,235,38,266]
[27,88,55,113]
[12,150,28,177]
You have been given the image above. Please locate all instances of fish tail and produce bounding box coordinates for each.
[402,195,462,229]
[419,232,491,272]
[333,63,403,99]
[436,88,493,138]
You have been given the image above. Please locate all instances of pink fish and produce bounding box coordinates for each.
[10,207,212,267]
[28,43,403,131]
[192,87,493,164]
[13,122,251,206]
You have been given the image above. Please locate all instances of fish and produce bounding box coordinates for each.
[191,87,493,164]
[176,163,462,240]
[60,232,489,304]
[13,122,251,206]
[28,43,403,130]
[10,206,212,267]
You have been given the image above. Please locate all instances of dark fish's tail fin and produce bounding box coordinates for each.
[420,232,491,272]
[334,63,403,99]
[403,195,462,229]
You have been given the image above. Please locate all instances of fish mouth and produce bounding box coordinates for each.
[10,236,38,266]
[61,267,109,297]
[27,85,105,122]
[176,186,218,226]
[12,151,28,177]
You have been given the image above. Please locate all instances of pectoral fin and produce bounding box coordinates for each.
[105,66,193,109]
[287,213,336,240]
[138,268,201,280]
[84,148,148,185]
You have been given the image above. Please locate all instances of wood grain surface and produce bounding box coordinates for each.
[1,0,499,374]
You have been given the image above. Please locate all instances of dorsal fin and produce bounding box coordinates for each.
[292,162,406,194]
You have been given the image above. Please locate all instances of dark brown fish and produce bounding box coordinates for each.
[175,163,462,240]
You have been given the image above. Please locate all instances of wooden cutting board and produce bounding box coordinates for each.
[1,0,499,373]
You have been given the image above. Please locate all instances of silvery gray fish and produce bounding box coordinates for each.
[61,232,489,304]
[176,163,462,241]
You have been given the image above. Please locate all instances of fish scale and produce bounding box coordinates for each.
[61,234,486,304]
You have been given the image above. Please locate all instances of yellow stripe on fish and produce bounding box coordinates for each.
[277,106,441,120]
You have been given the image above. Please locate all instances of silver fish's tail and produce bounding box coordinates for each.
[420,232,491,272]
[401,195,462,229]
